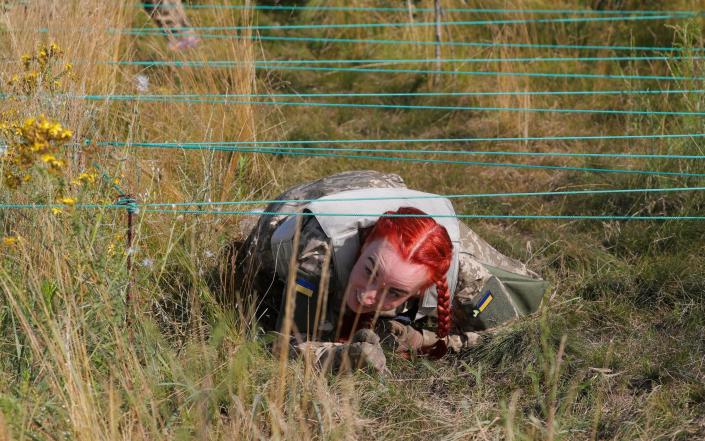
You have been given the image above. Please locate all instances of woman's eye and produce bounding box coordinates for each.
[364,267,372,276]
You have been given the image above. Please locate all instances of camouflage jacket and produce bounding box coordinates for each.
[237,171,548,352]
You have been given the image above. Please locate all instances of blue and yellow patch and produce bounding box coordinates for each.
[295,277,316,297]
[473,291,494,317]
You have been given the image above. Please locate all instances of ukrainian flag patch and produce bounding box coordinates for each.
[295,277,316,297]
[473,291,494,317]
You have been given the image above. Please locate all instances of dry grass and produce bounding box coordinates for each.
[1,0,705,439]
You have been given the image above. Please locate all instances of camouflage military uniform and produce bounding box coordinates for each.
[233,170,548,358]
[143,0,198,49]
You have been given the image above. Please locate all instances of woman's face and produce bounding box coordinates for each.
[345,238,431,314]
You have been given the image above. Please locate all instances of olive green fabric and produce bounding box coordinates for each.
[460,265,549,330]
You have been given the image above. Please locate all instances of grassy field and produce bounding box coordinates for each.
[1,0,705,439]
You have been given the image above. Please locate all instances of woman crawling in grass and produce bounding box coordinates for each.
[222,171,548,372]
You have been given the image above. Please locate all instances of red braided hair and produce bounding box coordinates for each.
[365,207,454,338]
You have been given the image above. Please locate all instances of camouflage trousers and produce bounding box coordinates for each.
[142,0,198,49]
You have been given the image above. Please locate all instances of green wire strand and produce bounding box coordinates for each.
[46,92,705,116]
[64,90,705,99]
[141,209,705,221]
[139,4,698,15]
[98,55,705,66]
[24,88,705,115]
[4,186,704,214]
[4,201,701,220]
[128,14,687,32]
[137,186,705,208]
[93,132,705,146]
[208,34,705,52]
[33,26,704,52]
[78,97,705,117]
[96,141,705,161]
[97,142,705,179]
[241,64,705,82]
[111,60,704,81]
[24,89,705,104]
[31,92,705,117]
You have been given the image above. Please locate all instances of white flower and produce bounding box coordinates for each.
[141,258,154,268]
[135,74,149,93]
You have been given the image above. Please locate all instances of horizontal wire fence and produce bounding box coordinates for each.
[4,4,705,222]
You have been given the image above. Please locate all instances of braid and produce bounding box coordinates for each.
[435,277,451,338]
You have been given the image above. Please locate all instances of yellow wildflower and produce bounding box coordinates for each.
[48,43,61,55]
[51,207,62,215]
[2,236,18,247]
[59,197,76,206]
[32,140,49,153]
[22,71,38,87]
[38,49,48,67]
[2,115,73,190]
[71,171,97,186]
[64,63,73,72]
[41,153,57,163]
[48,159,65,171]
[21,53,32,68]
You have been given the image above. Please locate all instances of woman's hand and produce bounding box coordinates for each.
[376,320,483,356]
[298,329,388,375]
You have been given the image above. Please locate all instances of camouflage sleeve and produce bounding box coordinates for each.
[290,215,332,281]
[143,0,198,49]
[277,215,339,338]
[376,319,482,355]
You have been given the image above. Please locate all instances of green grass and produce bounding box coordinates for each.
[1,0,705,439]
